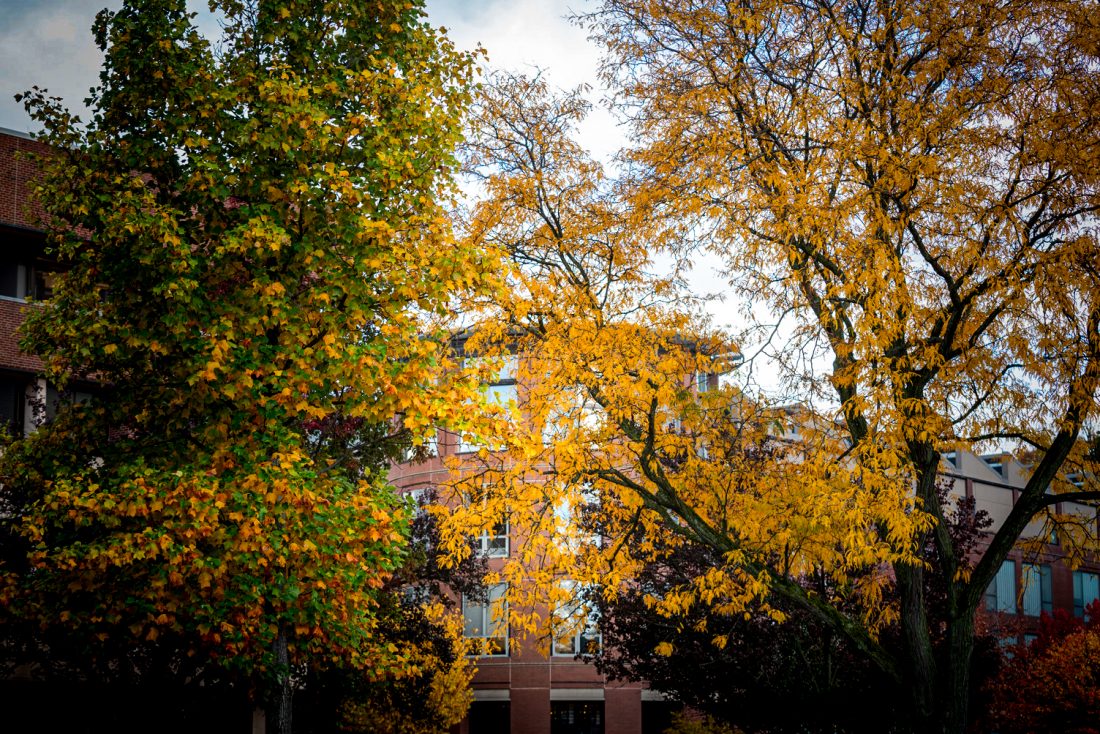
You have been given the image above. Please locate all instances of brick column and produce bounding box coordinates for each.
[605,687,641,734]
[511,688,551,734]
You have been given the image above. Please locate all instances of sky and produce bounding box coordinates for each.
[0,0,754,380]
[0,1,614,146]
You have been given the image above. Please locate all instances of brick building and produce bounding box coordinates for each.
[387,351,679,734]
[943,448,1100,638]
[0,127,53,436]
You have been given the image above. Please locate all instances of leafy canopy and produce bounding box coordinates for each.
[2,0,493,686]
[439,1,1100,731]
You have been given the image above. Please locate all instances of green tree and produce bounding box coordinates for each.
[1,1,490,731]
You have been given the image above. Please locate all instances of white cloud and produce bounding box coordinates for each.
[426,0,623,163]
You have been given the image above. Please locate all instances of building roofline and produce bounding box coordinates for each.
[0,126,37,141]
[0,221,46,237]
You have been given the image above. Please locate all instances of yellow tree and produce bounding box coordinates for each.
[444,0,1100,728]
[0,1,492,731]
[579,1,1100,730]
[444,69,927,705]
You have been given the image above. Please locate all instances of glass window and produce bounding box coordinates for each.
[469,702,510,734]
[400,429,437,462]
[0,262,31,300]
[0,377,27,435]
[477,517,509,558]
[463,583,508,656]
[983,456,1004,476]
[553,483,601,551]
[985,560,1016,613]
[1073,571,1100,618]
[552,581,602,656]
[458,357,517,453]
[1021,564,1052,616]
[44,383,94,423]
[543,385,603,446]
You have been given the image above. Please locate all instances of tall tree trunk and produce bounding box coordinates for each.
[274,626,292,734]
[943,612,976,734]
[897,563,937,731]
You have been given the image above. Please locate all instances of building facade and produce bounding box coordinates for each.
[943,448,1100,639]
[387,375,666,734]
[0,127,54,436]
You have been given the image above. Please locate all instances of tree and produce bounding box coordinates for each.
[587,479,1000,734]
[296,489,485,734]
[0,1,490,731]
[443,1,1100,727]
[986,604,1100,734]
[576,1,1100,730]
[587,529,899,734]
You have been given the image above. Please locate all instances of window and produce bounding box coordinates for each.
[400,428,437,462]
[463,583,508,656]
[0,377,27,435]
[1073,571,1099,618]
[552,581,602,656]
[982,455,1004,476]
[0,262,32,300]
[695,371,709,393]
[459,356,517,453]
[985,560,1016,613]
[469,702,510,734]
[1021,564,1052,616]
[543,385,603,446]
[552,484,601,551]
[477,517,509,558]
[942,451,958,469]
[404,486,431,513]
[44,383,94,423]
[0,261,50,301]
[402,584,432,605]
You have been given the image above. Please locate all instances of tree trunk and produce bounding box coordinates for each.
[943,611,976,734]
[897,562,937,731]
[274,626,292,734]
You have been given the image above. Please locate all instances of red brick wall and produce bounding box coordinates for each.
[1,130,49,375]
[0,298,41,373]
[605,689,642,734]
[510,690,551,734]
[0,129,52,231]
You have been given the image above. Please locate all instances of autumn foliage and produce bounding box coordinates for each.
[986,605,1100,734]
[441,1,1100,732]
[0,0,490,725]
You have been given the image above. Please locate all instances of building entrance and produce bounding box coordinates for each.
[550,701,604,734]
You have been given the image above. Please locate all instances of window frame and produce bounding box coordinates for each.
[1073,570,1099,618]
[457,355,518,454]
[984,559,1016,613]
[476,516,510,558]
[1021,563,1052,617]
[551,580,602,657]
[462,583,509,657]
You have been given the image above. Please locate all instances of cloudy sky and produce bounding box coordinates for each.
[0,1,612,144]
[0,1,750,372]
